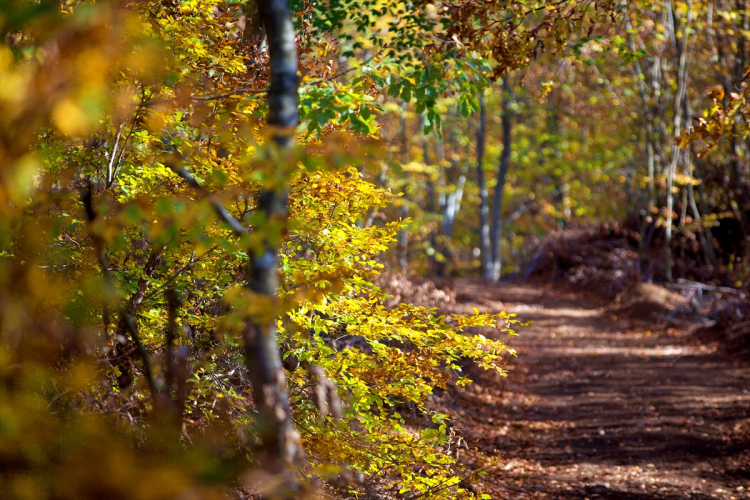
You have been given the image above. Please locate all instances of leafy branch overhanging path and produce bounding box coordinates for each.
[442,280,750,500]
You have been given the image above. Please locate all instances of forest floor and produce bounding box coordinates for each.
[439,279,750,500]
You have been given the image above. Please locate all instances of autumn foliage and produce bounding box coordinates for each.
[4,0,750,498]
[0,0,525,498]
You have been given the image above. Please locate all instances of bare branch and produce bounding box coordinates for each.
[170,164,248,237]
[193,88,268,101]
[81,181,158,399]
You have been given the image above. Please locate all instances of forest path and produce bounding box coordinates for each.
[443,280,750,500]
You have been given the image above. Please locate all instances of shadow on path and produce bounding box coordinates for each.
[444,280,750,499]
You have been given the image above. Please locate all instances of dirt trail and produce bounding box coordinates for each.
[444,280,750,500]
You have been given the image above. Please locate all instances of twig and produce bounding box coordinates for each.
[165,288,178,403]
[170,165,247,237]
[80,182,158,399]
[303,62,367,86]
[672,278,742,294]
[97,346,140,364]
[46,391,69,409]
[117,310,157,396]
[193,88,269,101]
[193,52,382,101]
[142,248,215,301]
[111,95,148,186]
[106,123,123,185]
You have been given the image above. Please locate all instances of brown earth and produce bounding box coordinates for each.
[440,279,750,499]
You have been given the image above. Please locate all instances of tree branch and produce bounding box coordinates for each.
[80,182,157,399]
[192,52,381,102]
[193,88,268,101]
[169,163,248,237]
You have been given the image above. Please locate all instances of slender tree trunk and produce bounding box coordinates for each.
[436,111,466,274]
[664,0,692,283]
[397,109,409,270]
[684,88,716,269]
[421,115,436,214]
[420,115,440,274]
[730,132,741,192]
[624,2,658,271]
[736,0,749,88]
[715,7,750,253]
[243,0,299,482]
[687,181,712,268]
[436,136,446,216]
[442,171,466,239]
[679,185,688,278]
[476,94,492,279]
[442,124,467,240]
[490,75,512,281]
[692,153,717,265]
[716,21,742,195]
[434,135,449,276]
[640,116,656,272]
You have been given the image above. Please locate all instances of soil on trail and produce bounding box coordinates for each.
[444,280,750,500]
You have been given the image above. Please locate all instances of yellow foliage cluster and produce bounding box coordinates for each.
[0,1,521,499]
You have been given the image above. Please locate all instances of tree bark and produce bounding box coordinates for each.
[623,1,659,272]
[442,167,466,239]
[684,87,716,268]
[398,109,410,270]
[476,93,492,279]
[490,75,512,281]
[692,153,717,265]
[243,0,299,482]
[664,0,692,283]
[441,109,466,240]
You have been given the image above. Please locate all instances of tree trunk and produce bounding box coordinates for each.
[692,153,717,265]
[442,172,466,239]
[243,0,299,483]
[420,114,440,274]
[623,2,659,272]
[398,109,410,270]
[490,75,512,281]
[715,7,749,248]
[436,136,446,217]
[684,86,716,269]
[664,0,692,283]
[476,93,492,279]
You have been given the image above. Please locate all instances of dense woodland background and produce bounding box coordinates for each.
[1,0,750,499]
